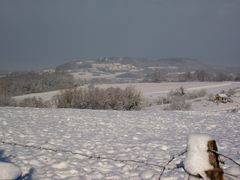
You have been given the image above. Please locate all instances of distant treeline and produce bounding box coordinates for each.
[179,70,240,82]
[0,72,75,96]
[146,70,240,82]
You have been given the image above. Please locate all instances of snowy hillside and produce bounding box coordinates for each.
[54,57,217,83]
[0,107,239,179]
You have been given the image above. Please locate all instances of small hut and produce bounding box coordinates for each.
[214,93,232,103]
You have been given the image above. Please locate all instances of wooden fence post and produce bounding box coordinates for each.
[205,140,224,180]
[184,134,224,180]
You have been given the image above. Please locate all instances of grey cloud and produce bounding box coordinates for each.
[0,0,240,70]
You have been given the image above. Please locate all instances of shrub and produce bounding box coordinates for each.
[18,97,47,108]
[156,96,171,105]
[52,89,76,108]
[155,87,207,108]
[164,96,192,111]
[167,87,206,101]
[186,89,207,99]
[227,88,236,96]
[158,86,198,110]
[121,86,143,110]
[197,89,207,97]
[168,86,186,97]
[208,93,214,101]
[53,86,143,110]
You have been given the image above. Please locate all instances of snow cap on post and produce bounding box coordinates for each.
[184,133,215,179]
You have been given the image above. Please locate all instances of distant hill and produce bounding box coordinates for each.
[55,57,216,83]
[56,57,212,72]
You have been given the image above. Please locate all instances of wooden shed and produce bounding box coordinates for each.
[214,93,232,103]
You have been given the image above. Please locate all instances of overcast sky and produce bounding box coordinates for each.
[0,0,240,70]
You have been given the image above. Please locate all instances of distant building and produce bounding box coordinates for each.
[42,69,55,73]
[214,93,232,103]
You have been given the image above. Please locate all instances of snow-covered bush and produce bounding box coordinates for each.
[164,96,191,110]
[159,87,206,110]
[156,89,205,108]
[122,86,143,110]
[187,89,207,99]
[208,93,215,101]
[167,87,206,101]
[52,89,75,108]
[227,88,236,96]
[53,86,143,110]
[156,96,171,105]
[168,86,186,97]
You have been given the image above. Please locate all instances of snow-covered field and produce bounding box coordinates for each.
[13,81,240,101]
[0,107,240,179]
[97,81,240,99]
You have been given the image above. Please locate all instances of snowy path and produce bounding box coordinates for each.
[0,107,240,179]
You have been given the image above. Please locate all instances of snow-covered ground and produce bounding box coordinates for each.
[0,107,240,179]
[190,95,240,112]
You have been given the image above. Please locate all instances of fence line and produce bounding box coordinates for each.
[1,140,188,179]
[158,149,187,180]
[1,140,239,179]
[0,140,165,169]
[208,149,240,167]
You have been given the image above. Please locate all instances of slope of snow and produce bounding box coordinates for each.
[0,107,239,179]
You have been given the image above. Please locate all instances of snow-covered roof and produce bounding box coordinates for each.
[217,93,228,98]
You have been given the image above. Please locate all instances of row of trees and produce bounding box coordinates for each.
[0,72,75,96]
[0,79,13,106]
[179,70,239,82]
[147,69,240,82]
[0,72,76,106]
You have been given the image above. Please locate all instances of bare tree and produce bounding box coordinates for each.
[0,79,15,106]
[2,72,75,96]
[194,70,209,81]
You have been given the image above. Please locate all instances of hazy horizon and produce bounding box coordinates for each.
[1,0,240,71]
